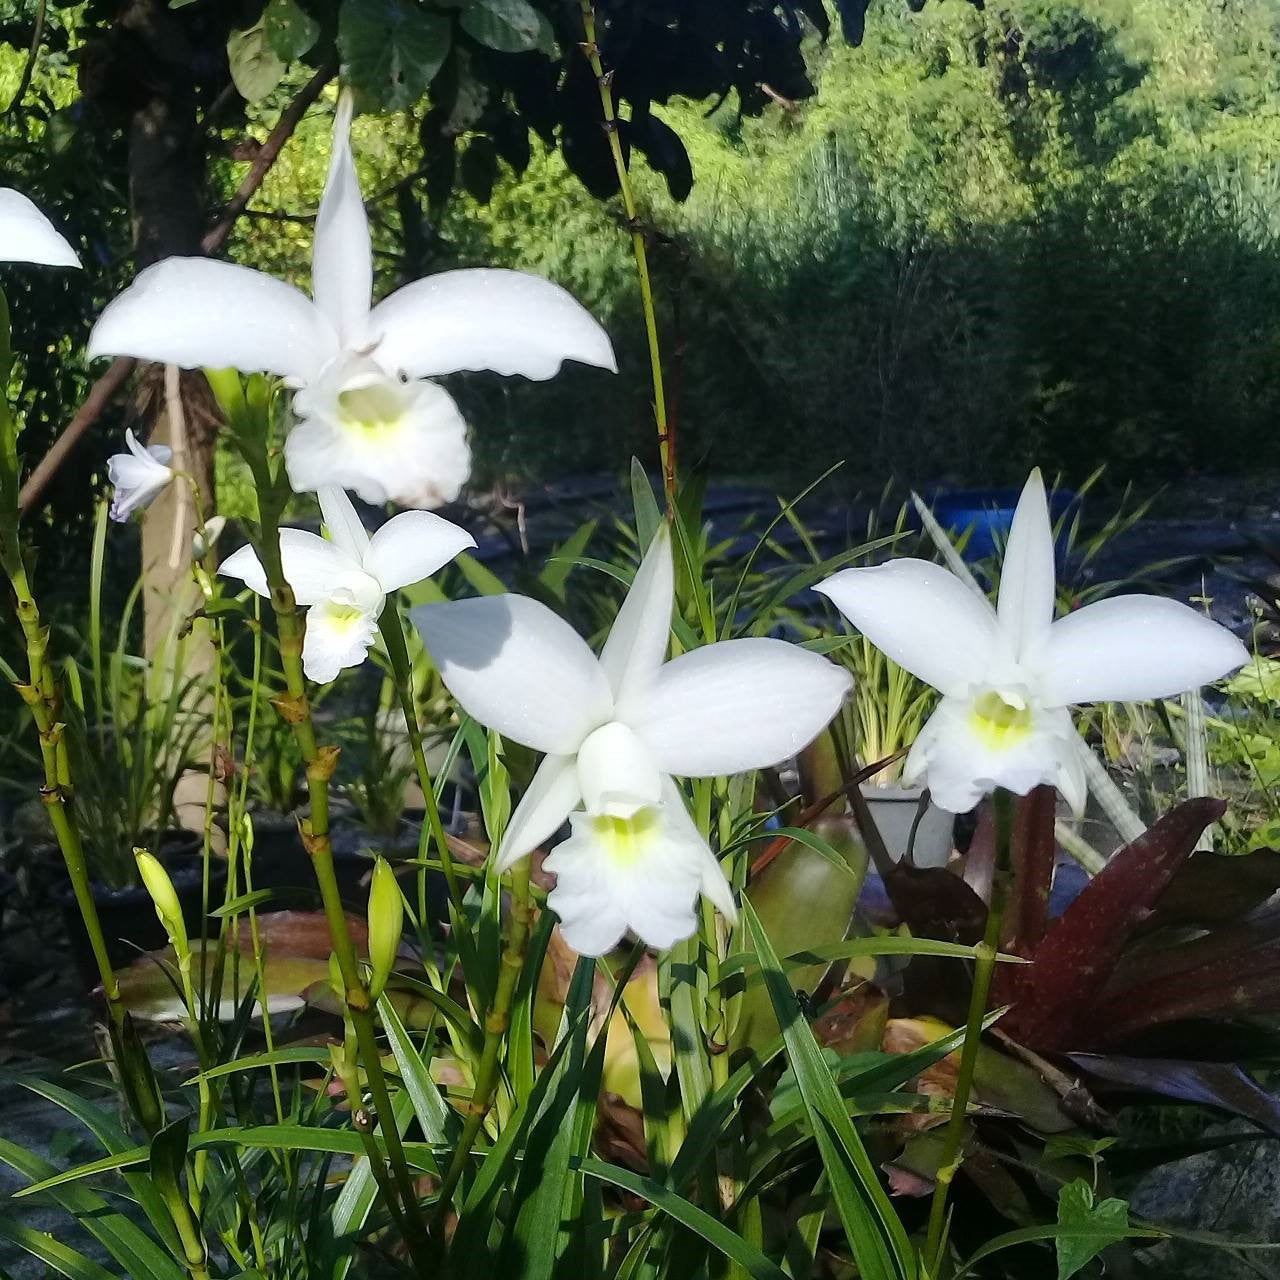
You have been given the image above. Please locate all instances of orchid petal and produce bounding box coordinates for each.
[364,511,475,593]
[1057,734,1089,818]
[1036,595,1249,706]
[496,754,580,870]
[661,776,736,922]
[997,469,1057,659]
[410,594,612,754]
[904,697,1076,815]
[220,529,362,606]
[312,92,372,345]
[87,258,336,382]
[600,525,674,716]
[817,560,1000,696]
[631,637,851,778]
[286,363,471,508]
[318,486,370,560]
[0,188,80,267]
[302,590,382,683]
[543,804,707,955]
[577,722,663,818]
[366,267,617,381]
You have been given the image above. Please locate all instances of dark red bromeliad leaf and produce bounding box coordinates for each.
[1069,1054,1280,1137]
[1001,798,1224,1052]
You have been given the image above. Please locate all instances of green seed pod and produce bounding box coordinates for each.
[135,848,188,955]
[366,857,403,1001]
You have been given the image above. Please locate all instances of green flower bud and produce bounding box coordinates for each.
[135,849,188,955]
[366,858,403,1000]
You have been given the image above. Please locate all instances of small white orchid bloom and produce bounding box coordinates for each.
[86,93,616,509]
[0,188,80,268]
[107,429,174,522]
[412,526,852,955]
[221,487,474,684]
[816,470,1249,815]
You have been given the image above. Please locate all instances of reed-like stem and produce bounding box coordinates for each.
[922,787,1016,1274]
[579,0,676,510]
[432,856,534,1224]
[240,445,433,1267]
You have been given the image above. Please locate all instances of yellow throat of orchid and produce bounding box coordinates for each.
[969,688,1033,749]
[591,808,661,867]
[338,378,406,438]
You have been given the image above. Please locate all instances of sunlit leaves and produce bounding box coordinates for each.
[339,0,452,111]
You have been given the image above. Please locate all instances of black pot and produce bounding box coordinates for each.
[60,833,228,988]
[242,810,372,914]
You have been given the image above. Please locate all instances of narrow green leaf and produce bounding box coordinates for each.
[743,899,915,1280]
[0,1215,118,1280]
[378,990,459,1163]
[631,457,662,551]
[192,1045,332,1083]
[579,1161,788,1280]
[210,888,274,917]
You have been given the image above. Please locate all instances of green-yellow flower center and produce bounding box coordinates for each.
[338,380,405,437]
[591,807,660,867]
[317,597,368,634]
[970,689,1033,749]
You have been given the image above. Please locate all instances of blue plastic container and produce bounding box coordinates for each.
[928,486,1079,561]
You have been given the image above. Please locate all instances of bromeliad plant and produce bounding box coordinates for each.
[0,69,1271,1280]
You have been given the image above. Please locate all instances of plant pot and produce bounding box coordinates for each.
[861,784,955,868]
[928,486,1078,561]
[60,834,228,989]
[241,810,372,913]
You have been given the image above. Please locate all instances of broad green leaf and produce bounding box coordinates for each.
[340,0,451,111]
[743,899,915,1280]
[460,0,553,54]
[264,0,320,61]
[453,549,507,596]
[1056,1179,1130,1279]
[227,22,286,102]
[579,1161,788,1280]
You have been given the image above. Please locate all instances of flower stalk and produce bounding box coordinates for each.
[922,787,1016,1274]
[433,855,534,1224]
[239,438,433,1267]
[579,0,675,510]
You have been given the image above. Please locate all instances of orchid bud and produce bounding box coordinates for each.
[192,515,226,560]
[366,857,403,1000]
[135,849,187,954]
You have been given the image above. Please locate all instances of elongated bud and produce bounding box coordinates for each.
[366,858,403,1000]
[135,849,188,954]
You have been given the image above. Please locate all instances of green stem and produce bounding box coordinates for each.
[433,856,533,1225]
[4,558,123,1008]
[377,604,466,930]
[579,0,675,512]
[243,450,433,1267]
[922,788,1016,1275]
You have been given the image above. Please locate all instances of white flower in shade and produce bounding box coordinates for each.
[221,487,474,684]
[0,188,80,268]
[85,93,616,509]
[816,470,1249,815]
[411,526,852,955]
[107,429,173,521]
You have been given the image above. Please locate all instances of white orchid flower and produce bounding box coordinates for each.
[412,526,852,955]
[816,470,1248,815]
[85,93,615,509]
[221,487,474,684]
[107,429,174,522]
[0,188,80,268]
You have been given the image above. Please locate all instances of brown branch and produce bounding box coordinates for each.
[202,61,336,253]
[18,358,137,512]
[17,61,337,516]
